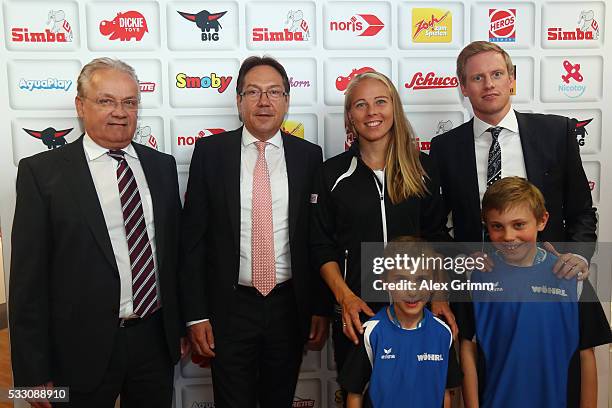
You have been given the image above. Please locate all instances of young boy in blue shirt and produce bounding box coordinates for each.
[338,237,461,408]
[458,176,612,407]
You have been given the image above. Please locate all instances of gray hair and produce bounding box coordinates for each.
[77,57,140,98]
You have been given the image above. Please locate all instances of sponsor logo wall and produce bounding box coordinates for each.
[0,1,610,408]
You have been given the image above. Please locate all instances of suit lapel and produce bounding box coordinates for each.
[516,111,543,188]
[459,120,482,228]
[224,129,242,249]
[282,133,306,239]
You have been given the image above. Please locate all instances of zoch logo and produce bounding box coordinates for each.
[252,9,310,42]
[23,127,72,149]
[139,81,156,93]
[381,347,396,360]
[489,9,516,42]
[100,11,148,41]
[292,397,315,408]
[133,125,158,150]
[435,120,453,134]
[547,10,599,41]
[559,60,586,98]
[11,9,73,43]
[417,352,444,362]
[404,72,459,90]
[281,120,304,138]
[415,137,431,152]
[336,67,375,91]
[176,73,232,93]
[178,10,227,42]
[412,8,452,43]
[329,14,384,36]
[289,77,310,88]
[572,118,593,146]
[177,128,226,146]
[19,78,72,92]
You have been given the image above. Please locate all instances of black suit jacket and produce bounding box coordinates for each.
[180,127,324,340]
[429,111,597,258]
[9,136,182,391]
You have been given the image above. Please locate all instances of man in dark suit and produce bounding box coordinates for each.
[9,58,183,408]
[181,56,329,407]
[429,41,597,277]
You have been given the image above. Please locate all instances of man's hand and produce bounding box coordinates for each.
[180,336,191,359]
[431,301,458,338]
[306,315,329,351]
[26,381,53,408]
[340,292,374,345]
[543,242,589,280]
[188,320,216,358]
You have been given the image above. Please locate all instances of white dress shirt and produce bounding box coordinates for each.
[83,134,160,318]
[473,108,527,202]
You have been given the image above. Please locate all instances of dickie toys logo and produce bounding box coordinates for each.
[177,128,226,146]
[548,10,600,41]
[412,8,452,43]
[11,9,74,43]
[572,118,593,147]
[100,11,148,41]
[559,59,586,98]
[489,9,516,42]
[404,72,459,90]
[336,67,375,92]
[175,73,232,93]
[329,14,384,36]
[253,9,310,42]
[23,127,73,149]
[178,10,227,42]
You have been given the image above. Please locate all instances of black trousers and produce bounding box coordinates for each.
[211,282,304,408]
[57,311,174,408]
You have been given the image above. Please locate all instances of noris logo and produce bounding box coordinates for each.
[489,9,516,42]
[252,9,310,42]
[176,73,232,93]
[19,78,72,92]
[177,128,226,146]
[178,10,227,42]
[11,9,73,43]
[329,14,384,36]
[412,8,452,43]
[404,72,458,90]
[100,11,148,41]
[548,10,600,41]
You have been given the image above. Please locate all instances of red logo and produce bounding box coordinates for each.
[177,128,226,146]
[588,180,595,191]
[404,72,458,90]
[548,10,599,41]
[561,60,582,84]
[100,11,149,41]
[11,9,73,43]
[139,82,156,92]
[336,67,375,91]
[329,14,384,36]
[489,9,516,42]
[253,9,310,42]
[415,137,431,152]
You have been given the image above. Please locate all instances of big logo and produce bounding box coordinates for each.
[404,72,459,90]
[178,10,227,41]
[252,9,310,42]
[100,11,148,41]
[329,14,384,36]
[11,9,73,43]
[175,72,232,93]
[23,127,72,149]
[559,60,586,98]
[412,8,452,43]
[547,10,600,41]
[489,9,516,42]
[336,67,375,91]
[571,118,593,146]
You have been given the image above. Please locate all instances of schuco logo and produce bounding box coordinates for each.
[100,11,148,41]
[404,72,458,90]
[489,9,516,42]
[329,14,384,36]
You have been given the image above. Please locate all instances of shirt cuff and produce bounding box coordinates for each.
[574,254,589,268]
[187,319,209,327]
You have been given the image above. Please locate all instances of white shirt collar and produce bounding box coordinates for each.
[473,108,519,139]
[83,133,138,161]
[241,127,283,149]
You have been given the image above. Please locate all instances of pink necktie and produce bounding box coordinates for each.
[251,141,276,296]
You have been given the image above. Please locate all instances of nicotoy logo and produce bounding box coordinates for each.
[547,10,599,41]
[100,11,148,41]
[572,118,593,146]
[177,128,226,146]
[11,9,73,43]
[19,78,72,92]
[404,72,459,90]
[559,60,586,98]
[489,9,516,42]
[23,127,72,149]
[336,67,375,91]
[175,72,232,93]
[252,9,310,42]
[329,14,384,36]
[178,9,227,41]
[412,8,452,43]
[133,125,158,150]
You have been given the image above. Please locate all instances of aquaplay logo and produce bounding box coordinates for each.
[11,9,73,43]
[19,78,72,92]
[252,9,310,42]
[175,72,232,93]
[178,10,227,42]
[412,8,452,43]
[489,9,516,42]
[559,60,585,98]
[329,14,384,36]
[281,120,304,138]
[100,11,148,41]
[404,72,458,90]
[547,10,600,41]
[336,67,375,91]
[23,127,72,149]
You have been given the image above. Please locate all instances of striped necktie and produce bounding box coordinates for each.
[486,127,503,186]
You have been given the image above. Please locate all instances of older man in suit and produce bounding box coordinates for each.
[181,56,329,408]
[9,58,183,408]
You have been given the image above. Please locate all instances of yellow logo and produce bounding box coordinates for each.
[412,8,452,43]
[281,120,304,138]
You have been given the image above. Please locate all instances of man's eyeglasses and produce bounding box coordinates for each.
[83,96,140,111]
[239,88,288,101]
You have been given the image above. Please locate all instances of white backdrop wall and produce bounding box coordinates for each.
[0,1,610,407]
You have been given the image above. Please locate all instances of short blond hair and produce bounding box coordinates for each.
[482,177,546,222]
[456,41,514,86]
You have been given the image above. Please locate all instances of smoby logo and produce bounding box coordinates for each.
[252,9,310,42]
[435,120,453,135]
[19,78,72,92]
[281,120,304,138]
[11,9,73,43]
[177,128,226,146]
[559,60,586,98]
[412,8,452,43]
[175,73,232,93]
[139,81,156,93]
[289,77,310,88]
[133,125,158,150]
[292,397,315,408]
[178,10,227,42]
[381,347,396,360]
[572,118,593,146]
[329,14,384,36]
[23,127,72,149]
[416,352,444,362]
[415,138,431,152]
[489,9,516,42]
[100,11,148,41]
[404,72,459,90]
[547,10,600,41]
[336,67,375,91]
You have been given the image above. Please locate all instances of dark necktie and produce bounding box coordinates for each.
[486,127,503,186]
[108,150,158,317]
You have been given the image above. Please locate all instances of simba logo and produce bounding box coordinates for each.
[531,285,568,297]
[380,347,396,360]
[417,353,444,362]
[11,9,73,43]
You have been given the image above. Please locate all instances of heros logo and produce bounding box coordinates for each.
[572,118,593,147]
[133,125,158,150]
[177,128,226,146]
[412,8,452,43]
[100,11,148,41]
[23,127,72,149]
[175,72,232,93]
[548,10,600,41]
[559,60,586,98]
[253,9,310,42]
[489,9,516,42]
[329,14,384,36]
[404,72,458,90]
[178,9,227,42]
[336,66,375,91]
[19,78,72,92]
[11,9,73,43]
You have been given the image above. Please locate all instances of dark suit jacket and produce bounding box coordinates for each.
[180,127,324,340]
[429,111,597,258]
[9,136,182,391]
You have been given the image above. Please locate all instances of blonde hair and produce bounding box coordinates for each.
[482,177,546,222]
[344,72,427,203]
[456,41,514,86]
